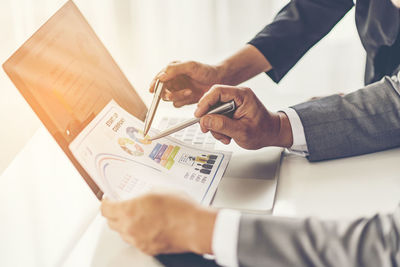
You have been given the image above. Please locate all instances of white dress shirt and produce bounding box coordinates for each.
[211,107,308,267]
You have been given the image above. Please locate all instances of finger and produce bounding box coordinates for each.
[200,122,209,133]
[173,98,195,108]
[149,68,167,93]
[200,114,240,139]
[162,89,188,102]
[121,233,137,246]
[210,131,231,145]
[101,198,125,219]
[149,78,157,93]
[106,219,122,232]
[149,60,180,93]
[158,61,197,82]
[161,89,173,101]
[195,85,245,117]
[195,86,222,117]
[168,89,192,102]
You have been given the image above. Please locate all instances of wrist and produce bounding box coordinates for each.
[276,112,293,148]
[215,63,230,85]
[215,45,272,86]
[189,207,217,255]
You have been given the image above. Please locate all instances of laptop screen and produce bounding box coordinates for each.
[3,1,148,200]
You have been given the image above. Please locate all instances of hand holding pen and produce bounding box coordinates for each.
[148,61,221,107]
[195,85,294,149]
[145,81,294,149]
[149,99,236,141]
[144,80,236,141]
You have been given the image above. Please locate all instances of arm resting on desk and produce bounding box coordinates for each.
[292,73,400,161]
[237,204,400,267]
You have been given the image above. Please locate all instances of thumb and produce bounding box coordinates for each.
[200,114,239,139]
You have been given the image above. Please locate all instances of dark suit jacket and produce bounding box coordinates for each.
[249,0,400,85]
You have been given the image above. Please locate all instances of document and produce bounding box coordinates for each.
[69,100,231,204]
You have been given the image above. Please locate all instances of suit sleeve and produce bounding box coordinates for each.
[237,204,400,267]
[291,72,400,162]
[248,0,354,83]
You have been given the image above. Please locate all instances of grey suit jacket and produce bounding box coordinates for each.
[237,73,400,267]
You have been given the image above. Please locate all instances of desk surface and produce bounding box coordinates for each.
[1,126,399,267]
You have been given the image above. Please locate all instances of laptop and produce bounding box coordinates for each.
[3,0,281,213]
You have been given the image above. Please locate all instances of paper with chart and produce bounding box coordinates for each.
[69,100,231,204]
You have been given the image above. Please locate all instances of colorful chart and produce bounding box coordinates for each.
[149,143,180,170]
[126,127,152,145]
[118,137,144,156]
[179,154,217,175]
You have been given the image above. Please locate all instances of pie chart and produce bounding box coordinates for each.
[118,137,144,156]
[126,127,152,145]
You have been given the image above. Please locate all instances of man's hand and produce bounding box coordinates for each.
[101,192,217,256]
[149,45,272,108]
[195,85,293,149]
[149,61,223,107]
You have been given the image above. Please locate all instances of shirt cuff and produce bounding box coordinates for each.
[280,108,309,153]
[212,209,241,267]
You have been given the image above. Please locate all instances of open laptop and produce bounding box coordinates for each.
[3,0,281,213]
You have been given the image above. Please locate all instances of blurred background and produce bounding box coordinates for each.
[0,0,364,174]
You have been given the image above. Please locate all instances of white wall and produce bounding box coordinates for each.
[0,0,364,174]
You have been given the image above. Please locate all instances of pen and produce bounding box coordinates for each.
[143,79,164,136]
[149,100,236,141]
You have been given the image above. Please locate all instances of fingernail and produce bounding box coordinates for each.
[203,116,212,129]
[158,72,167,80]
[184,90,191,96]
[194,108,201,117]
[164,91,171,100]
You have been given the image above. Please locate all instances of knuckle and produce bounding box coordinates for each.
[241,86,252,94]
[187,61,198,72]
[211,84,225,95]
[236,94,245,106]
[165,65,173,73]
[214,117,225,130]
[166,61,179,72]
[209,84,220,92]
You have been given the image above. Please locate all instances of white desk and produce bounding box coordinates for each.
[1,126,399,267]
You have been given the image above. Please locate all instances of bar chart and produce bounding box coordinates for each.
[149,143,180,170]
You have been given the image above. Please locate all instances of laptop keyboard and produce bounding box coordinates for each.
[158,117,216,149]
